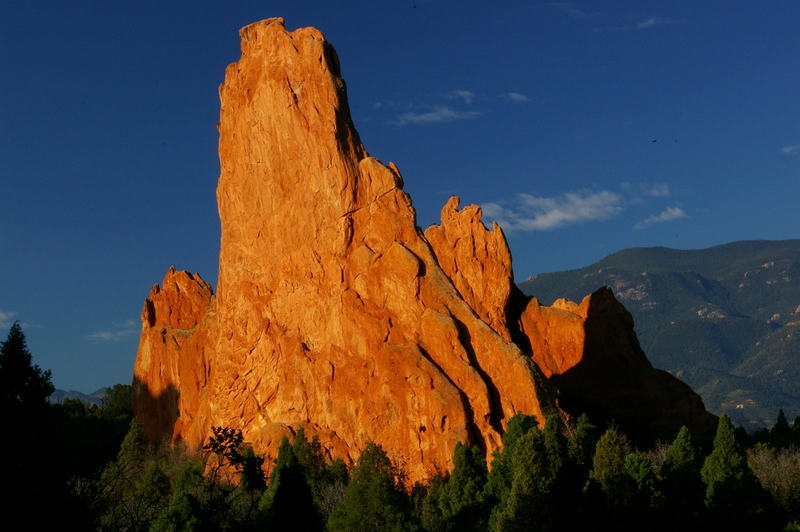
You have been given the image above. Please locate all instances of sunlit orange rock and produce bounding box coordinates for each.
[133,267,216,447]
[132,18,715,481]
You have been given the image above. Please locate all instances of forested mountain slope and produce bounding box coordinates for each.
[518,240,800,427]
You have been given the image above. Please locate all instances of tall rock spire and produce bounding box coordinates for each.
[133,18,715,483]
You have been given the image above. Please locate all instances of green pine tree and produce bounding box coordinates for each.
[483,412,539,511]
[542,414,566,482]
[491,428,557,532]
[659,426,705,526]
[0,322,70,526]
[0,322,54,411]
[701,413,778,530]
[567,413,597,478]
[260,435,322,531]
[701,413,746,511]
[433,442,488,530]
[589,427,628,504]
[620,451,663,527]
[772,409,792,449]
[327,441,418,532]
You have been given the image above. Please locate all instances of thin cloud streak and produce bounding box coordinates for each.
[633,206,688,230]
[87,319,138,343]
[781,145,800,154]
[596,15,680,32]
[548,2,596,20]
[637,17,679,29]
[391,106,481,126]
[483,190,623,232]
[445,90,476,104]
[504,92,531,102]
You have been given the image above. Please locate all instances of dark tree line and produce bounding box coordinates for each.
[5,322,800,531]
[0,323,133,527]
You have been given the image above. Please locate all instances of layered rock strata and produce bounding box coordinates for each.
[133,18,715,482]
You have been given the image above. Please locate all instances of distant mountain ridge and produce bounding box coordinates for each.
[49,387,108,407]
[518,239,800,428]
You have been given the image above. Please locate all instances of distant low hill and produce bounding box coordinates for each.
[49,387,108,407]
[518,240,800,428]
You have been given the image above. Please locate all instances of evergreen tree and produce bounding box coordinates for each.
[662,426,699,478]
[701,413,778,531]
[99,420,176,530]
[560,413,598,529]
[701,413,746,511]
[292,427,326,483]
[567,413,597,478]
[619,451,663,528]
[158,461,206,531]
[328,441,418,532]
[491,428,556,532]
[0,323,76,525]
[542,415,566,482]
[583,426,630,528]
[659,426,705,526]
[771,409,792,449]
[420,473,448,532]
[422,442,488,531]
[589,427,628,504]
[102,383,133,420]
[260,435,322,531]
[0,322,54,411]
[439,442,487,521]
[483,413,539,510]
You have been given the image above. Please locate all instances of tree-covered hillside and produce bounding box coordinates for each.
[518,240,800,428]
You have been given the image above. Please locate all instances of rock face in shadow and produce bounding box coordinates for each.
[133,18,716,482]
[519,287,717,444]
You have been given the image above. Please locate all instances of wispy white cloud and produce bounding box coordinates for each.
[0,311,41,331]
[621,182,672,202]
[781,145,800,154]
[633,206,688,230]
[391,106,481,126]
[87,319,138,343]
[637,17,679,29]
[595,15,680,32]
[643,183,670,197]
[548,2,597,19]
[483,190,623,232]
[444,90,476,104]
[0,310,18,330]
[504,92,531,102]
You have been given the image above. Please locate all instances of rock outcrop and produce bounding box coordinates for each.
[133,18,715,482]
[133,267,216,446]
[519,287,717,443]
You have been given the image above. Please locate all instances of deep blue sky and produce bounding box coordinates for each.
[2,1,798,393]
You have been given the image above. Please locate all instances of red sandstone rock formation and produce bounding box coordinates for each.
[134,267,216,446]
[519,287,717,443]
[133,18,715,481]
